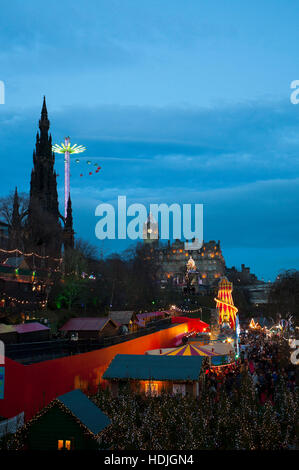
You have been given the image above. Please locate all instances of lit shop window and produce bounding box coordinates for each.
[173,384,186,396]
[145,382,159,397]
[58,439,72,450]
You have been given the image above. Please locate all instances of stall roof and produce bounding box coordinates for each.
[211,355,230,366]
[60,317,117,332]
[103,354,204,381]
[108,311,134,325]
[57,389,110,435]
[0,324,16,334]
[136,311,166,321]
[14,322,49,334]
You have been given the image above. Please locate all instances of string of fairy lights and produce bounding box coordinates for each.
[10,398,104,450]
[169,305,203,314]
[0,247,62,263]
[0,292,47,308]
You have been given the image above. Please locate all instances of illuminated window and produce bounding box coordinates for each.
[145,382,159,397]
[57,439,72,450]
[173,384,186,396]
[65,440,71,450]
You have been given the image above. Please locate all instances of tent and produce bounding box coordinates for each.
[161,343,220,357]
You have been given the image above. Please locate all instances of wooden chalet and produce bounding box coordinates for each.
[0,323,18,344]
[108,311,136,328]
[60,317,118,340]
[0,321,50,344]
[103,353,205,398]
[25,389,110,450]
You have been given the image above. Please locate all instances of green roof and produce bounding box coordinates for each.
[211,355,230,366]
[57,389,110,435]
[103,354,204,381]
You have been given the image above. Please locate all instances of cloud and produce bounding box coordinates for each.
[1,96,299,279]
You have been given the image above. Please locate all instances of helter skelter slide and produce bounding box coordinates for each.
[214,277,238,330]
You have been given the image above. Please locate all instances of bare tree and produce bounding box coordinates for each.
[0,191,29,225]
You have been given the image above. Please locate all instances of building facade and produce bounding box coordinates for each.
[146,238,226,288]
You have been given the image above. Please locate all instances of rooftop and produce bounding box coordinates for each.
[14,322,49,334]
[60,317,117,332]
[5,318,174,365]
[108,311,134,325]
[57,389,110,435]
[103,353,204,381]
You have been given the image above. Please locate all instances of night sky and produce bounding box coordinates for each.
[1,0,299,280]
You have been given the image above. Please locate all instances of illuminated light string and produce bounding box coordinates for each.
[11,399,106,450]
[0,248,62,262]
[169,305,202,314]
[1,292,47,307]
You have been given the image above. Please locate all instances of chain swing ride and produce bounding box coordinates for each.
[52,137,101,218]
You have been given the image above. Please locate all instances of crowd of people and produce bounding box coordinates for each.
[205,328,297,406]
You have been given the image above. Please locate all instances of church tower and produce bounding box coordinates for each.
[9,187,23,250]
[27,97,62,260]
[143,212,159,245]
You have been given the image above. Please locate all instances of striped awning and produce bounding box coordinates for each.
[161,344,218,357]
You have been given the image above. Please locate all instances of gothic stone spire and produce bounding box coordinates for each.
[27,97,61,259]
[64,194,75,250]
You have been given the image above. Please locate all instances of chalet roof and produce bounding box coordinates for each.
[0,323,16,334]
[103,354,204,381]
[211,355,230,366]
[14,322,49,334]
[108,311,134,325]
[57,389,110,435]
[136,311,166,321]
[2,256,28,269]
[60,317,117,332]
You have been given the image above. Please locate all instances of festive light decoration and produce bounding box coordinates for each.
[169,305,202,314]
[186,256,196,272]
[249,318,259,329]
[0,292,47,308]
[52,137,86,218]
[0,247,62,262]
[9,398,107,450]
[214,277,238,329]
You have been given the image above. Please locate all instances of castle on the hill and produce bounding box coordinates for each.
[142,213,264,293]
[143,215,226,289]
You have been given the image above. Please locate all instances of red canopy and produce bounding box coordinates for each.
[171,316,210,333]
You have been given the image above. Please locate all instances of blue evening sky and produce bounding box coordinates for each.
[1,0,299,280]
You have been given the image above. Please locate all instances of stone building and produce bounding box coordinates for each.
[154,239,226,288]
[226,263,258,285]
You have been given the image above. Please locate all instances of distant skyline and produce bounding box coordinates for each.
[1,0,299,280]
